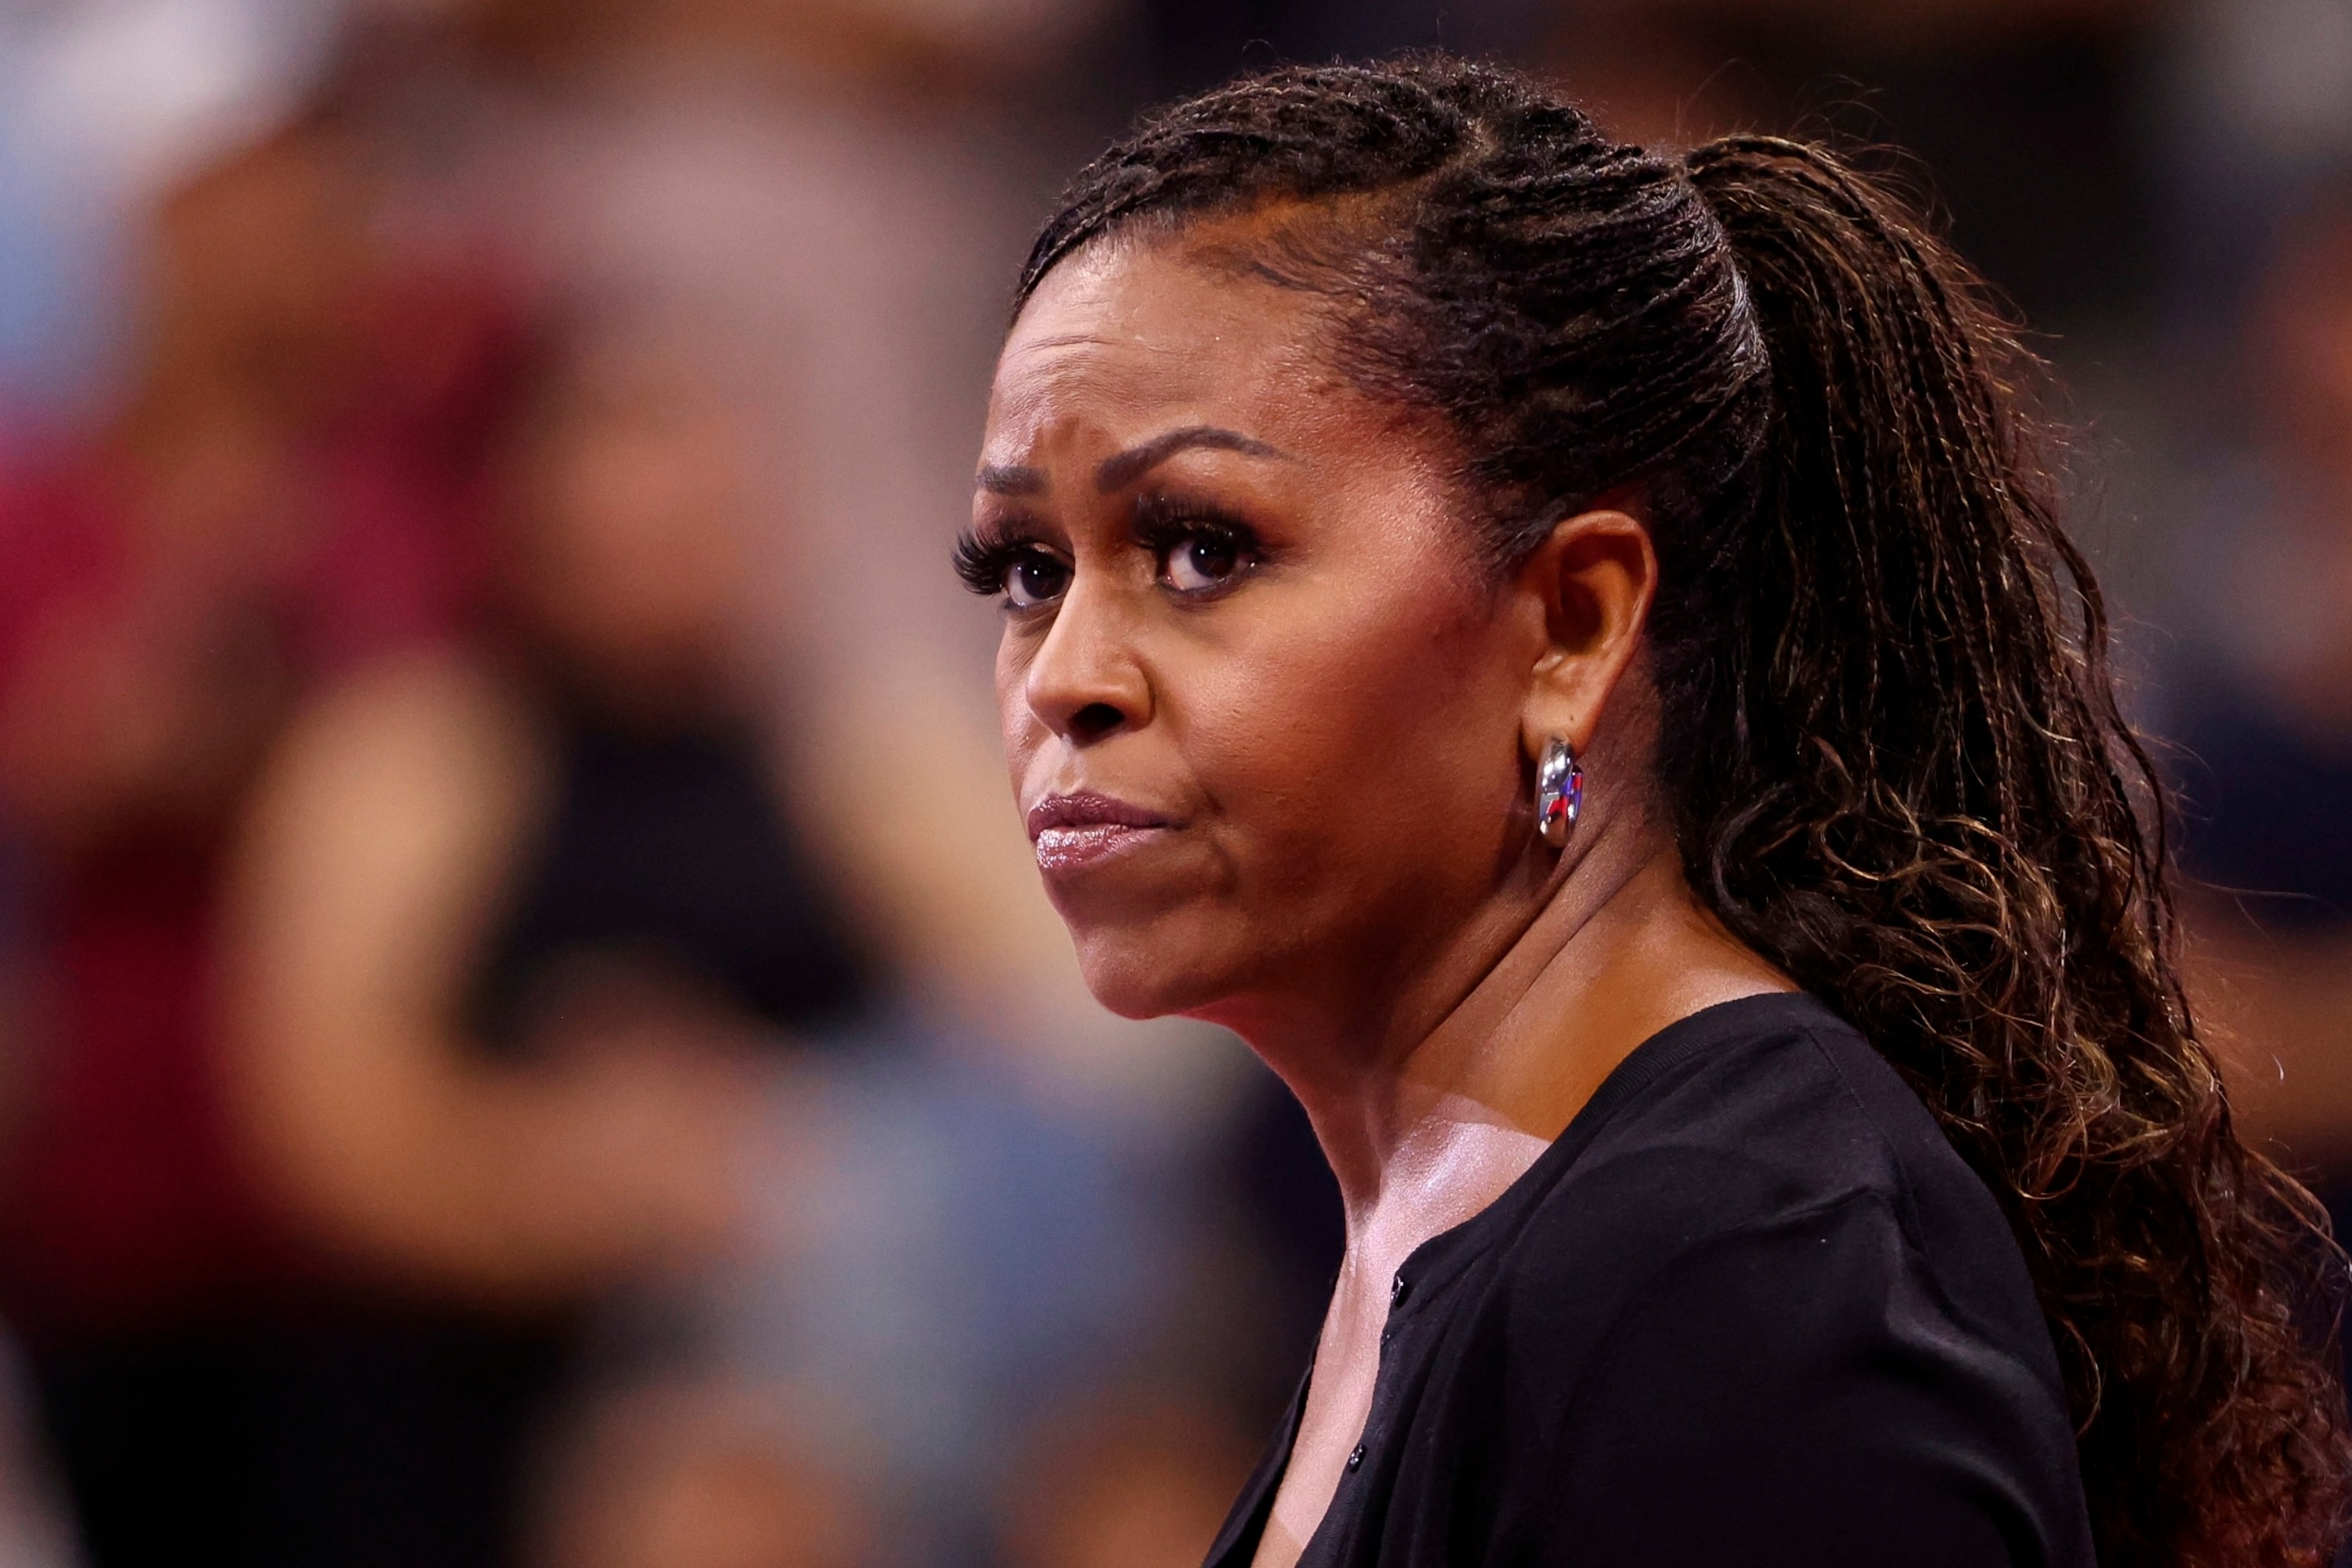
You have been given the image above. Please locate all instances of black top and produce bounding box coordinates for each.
[1210,993,2096,1568]
[471,714,877,1054]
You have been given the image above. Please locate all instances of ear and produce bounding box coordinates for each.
[1513,506,1658,761]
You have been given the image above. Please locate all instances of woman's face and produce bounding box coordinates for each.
[971,231,1555,1030]
[513,332,752,694]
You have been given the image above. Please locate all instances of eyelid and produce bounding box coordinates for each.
[1131,496,1267,599]
[1130,494,1264,551]
[965,509,1059,554]
[953,521,1070,598]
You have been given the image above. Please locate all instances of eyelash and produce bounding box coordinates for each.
[1131,497,1263,579]
[952,527,1059,598]
[951,501,1267,604]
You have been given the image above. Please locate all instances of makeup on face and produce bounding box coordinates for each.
[963,237,1530,1024]
[1025,790,1179,877]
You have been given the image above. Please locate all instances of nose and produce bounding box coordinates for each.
[1023,578,1150,746]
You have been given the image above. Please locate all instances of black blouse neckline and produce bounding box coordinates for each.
[1213,990,1834,1566]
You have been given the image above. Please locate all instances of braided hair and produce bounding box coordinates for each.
[1014,57,2352,1567]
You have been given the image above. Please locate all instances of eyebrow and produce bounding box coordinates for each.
[974,426,1292,499]
[1094,426,1291,492]
[976,463,1047,496]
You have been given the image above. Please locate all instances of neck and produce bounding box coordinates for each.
[1240,811,1790,1258]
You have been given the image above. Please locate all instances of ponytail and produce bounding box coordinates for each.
[1018,60,2352,1566]
[1674,136,2350,1568]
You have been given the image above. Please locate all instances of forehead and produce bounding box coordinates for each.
[987,230,1359,456]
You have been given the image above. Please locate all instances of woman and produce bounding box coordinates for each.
[955,58,2352,1568]
[224,317,880,1563]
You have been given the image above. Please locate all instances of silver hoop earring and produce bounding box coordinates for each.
[1536,737,1583,849]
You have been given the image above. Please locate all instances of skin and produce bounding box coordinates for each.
[971,219,1792,1568]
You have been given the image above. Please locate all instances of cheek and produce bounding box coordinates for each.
[1187,582,1522,888]
[994,638,1037,782]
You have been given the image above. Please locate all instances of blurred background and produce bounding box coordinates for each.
[0,0,2344,1564]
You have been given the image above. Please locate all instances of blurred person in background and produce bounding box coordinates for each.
[0,100,528,1566]
[224,237,1246,1568]
[224,307,887,1566]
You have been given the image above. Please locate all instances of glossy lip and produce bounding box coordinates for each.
[1026,792,1178,876]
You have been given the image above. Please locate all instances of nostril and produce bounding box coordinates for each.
[1068,702,1125,743]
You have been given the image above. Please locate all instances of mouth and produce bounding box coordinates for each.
[1026,792,1178,875]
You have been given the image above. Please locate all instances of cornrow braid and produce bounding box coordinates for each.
[1014,55,2352,1568]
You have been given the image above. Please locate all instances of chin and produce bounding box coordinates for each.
[1067,921,1245,1022]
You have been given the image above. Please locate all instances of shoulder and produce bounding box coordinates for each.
[1501,995,2040,1343]
[1466,995,2092,1565]
[233,647,553,952]
[258,648,548,838]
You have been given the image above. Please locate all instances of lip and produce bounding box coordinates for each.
[1026,792,1178,876]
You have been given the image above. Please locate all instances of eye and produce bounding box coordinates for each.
[1160,529,1252,593]
[1003,550,1071,609]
